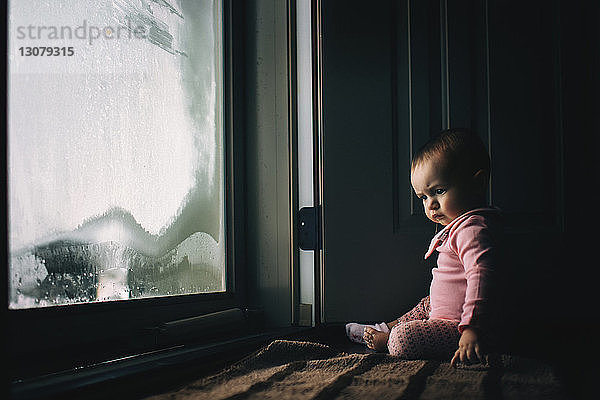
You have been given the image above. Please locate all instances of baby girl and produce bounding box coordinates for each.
[346,128,502,366]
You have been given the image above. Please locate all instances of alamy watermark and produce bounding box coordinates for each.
[15,19,149,46]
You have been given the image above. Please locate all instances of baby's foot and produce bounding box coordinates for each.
[345,322,389,345]
[364,326,389,352]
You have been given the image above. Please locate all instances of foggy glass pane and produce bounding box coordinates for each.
[8,0,225,309]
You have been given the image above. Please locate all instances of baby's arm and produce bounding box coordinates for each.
[450,327,483,367]
[451,216,499,365]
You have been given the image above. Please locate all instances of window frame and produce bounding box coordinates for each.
[5,0,247,381]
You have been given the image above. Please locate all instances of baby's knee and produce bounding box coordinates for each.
[387,323,419,358]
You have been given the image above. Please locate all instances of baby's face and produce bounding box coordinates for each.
[410,158,479,226]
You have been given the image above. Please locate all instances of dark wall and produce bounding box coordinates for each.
[320,0,599,352]
[244,0,294,327]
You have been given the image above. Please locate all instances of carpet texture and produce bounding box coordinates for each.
[147,340,566,399]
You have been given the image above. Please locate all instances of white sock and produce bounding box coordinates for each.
[345,322,389,344]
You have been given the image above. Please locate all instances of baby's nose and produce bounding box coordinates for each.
[427,199,439,210]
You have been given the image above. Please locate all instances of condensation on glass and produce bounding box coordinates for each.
[8,0,225,309]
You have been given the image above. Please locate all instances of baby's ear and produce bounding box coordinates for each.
[472,169,489,192]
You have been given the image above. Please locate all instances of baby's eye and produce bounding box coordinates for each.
[418,195,427,201]
[434,188,446,195]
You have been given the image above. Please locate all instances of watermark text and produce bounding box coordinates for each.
[15,19,149,46]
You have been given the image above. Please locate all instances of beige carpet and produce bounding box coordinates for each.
[147,340,566,399]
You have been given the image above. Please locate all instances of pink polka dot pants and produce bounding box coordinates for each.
[387,296,461,359]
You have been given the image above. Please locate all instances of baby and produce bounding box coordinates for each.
[346,128,502,366]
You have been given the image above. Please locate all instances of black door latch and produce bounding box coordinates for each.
[298,206,321,250]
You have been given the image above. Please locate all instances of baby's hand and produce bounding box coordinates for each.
[450,327,484,367]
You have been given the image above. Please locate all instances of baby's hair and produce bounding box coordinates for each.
[411,128,491,179]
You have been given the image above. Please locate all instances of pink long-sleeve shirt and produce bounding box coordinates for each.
[424,207,501,332]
